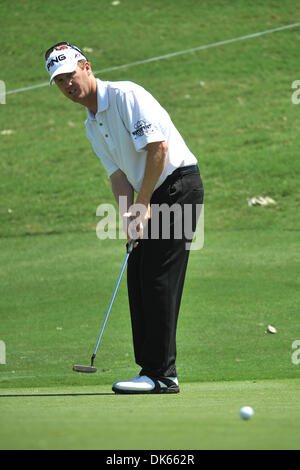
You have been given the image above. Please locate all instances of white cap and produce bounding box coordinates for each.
[45,46,86,84]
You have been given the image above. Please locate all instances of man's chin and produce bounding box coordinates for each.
[68,92,84,103]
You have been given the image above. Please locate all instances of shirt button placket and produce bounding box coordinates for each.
[98,122,108,136]
[97,118,111,144]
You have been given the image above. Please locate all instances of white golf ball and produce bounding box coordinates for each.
[240,406,254,420]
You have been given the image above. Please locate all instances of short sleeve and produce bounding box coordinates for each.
[118,87,167,152]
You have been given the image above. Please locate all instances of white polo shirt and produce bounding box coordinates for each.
[85,79,197,193]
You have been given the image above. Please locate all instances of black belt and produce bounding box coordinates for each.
[154,165,200,195]
[164,165,199,185]
[170,164,199,179]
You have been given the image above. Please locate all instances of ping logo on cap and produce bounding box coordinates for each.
[47,54,67,71]
[45,45,86,84]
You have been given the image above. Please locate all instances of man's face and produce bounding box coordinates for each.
[54,62,93,104]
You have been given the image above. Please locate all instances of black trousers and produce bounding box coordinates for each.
[127,165,204,378]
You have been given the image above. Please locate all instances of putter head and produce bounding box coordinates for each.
[73,365,97,373]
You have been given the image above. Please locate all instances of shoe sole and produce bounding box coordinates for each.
[112,386,180,395]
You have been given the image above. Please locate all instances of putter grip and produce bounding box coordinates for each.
[126,239,137,254]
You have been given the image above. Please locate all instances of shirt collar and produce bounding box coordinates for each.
[86,79,109,120]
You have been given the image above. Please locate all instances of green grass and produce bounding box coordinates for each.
[0,230,299,389]
[1,0,300,237]
[1,380,299,450]
[1,0,300,450]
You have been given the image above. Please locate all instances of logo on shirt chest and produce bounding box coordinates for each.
[132,120,154,139]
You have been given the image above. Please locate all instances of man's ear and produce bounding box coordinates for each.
[85,61,93,75]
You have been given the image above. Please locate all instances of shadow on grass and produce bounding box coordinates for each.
[0,393,114,398]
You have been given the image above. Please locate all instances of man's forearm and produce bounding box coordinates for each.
[136,141,168,206]
[110,169,134,211]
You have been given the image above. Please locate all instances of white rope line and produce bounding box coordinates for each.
[3,22,300,97]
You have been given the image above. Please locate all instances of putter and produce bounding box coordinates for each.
[73,239,136,373]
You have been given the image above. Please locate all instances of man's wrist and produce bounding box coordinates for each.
[136,191,151,207]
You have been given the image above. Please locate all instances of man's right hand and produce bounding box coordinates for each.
[123,202,151,245]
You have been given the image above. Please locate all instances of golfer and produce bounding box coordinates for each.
[45,42,204,394]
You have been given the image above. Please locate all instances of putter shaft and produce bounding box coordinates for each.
[73,240,136,373]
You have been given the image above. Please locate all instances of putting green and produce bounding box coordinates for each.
[0,379,299,450]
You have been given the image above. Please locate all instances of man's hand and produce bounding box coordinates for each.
[123,202,151,243]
